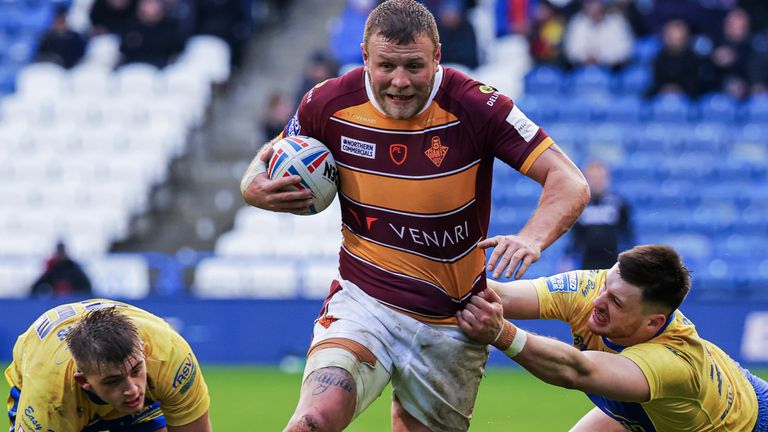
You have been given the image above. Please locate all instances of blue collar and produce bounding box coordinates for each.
[601,311,677,353]
[83,388,108,405]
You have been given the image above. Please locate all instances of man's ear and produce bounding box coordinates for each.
[647,313,667,333]
[74,371,91,391]
[361,43,368,69]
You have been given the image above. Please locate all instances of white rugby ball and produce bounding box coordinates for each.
[267,135,338,215]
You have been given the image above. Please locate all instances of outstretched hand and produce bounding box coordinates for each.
[478,235,541,279]
[456,288,506,345]
[241,146,315,215]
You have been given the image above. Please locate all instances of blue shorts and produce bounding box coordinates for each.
[743,368,768,432]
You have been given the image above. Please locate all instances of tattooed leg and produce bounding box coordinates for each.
[284,367,357,432]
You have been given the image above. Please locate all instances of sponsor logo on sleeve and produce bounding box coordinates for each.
[340,136,376,159]
[479,84,496,94]
[546,272,579,293]
[172,353,198,395]
[23,406,48,432]
[506,105,539,142]
[286,113,301,137]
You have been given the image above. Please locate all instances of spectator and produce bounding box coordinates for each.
[89,0,136,36]
[529,0,567,66]
[749,36,768,95]
[495,0,534,36]
[739,0,768,33]
[565,160,633,270]
[295,51,338,106]
[329,0,376,67]
[31,241,92,298]
[120,0,184,68]
[648,19,702,98]
[162,0,197,41]
[195,0,253,67]
[563,0,634,69]
[36,6,87,69]
[262,91,294,140]
[706,8,753,99]
[437,0,479,69]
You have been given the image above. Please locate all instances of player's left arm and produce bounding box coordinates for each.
[457,288,651,402]
[481,144,589,279]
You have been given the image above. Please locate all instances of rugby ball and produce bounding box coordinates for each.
[267,135,338,215]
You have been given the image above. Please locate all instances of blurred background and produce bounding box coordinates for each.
[1,0,768,382]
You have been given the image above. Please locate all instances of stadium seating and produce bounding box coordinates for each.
[0,0,233,298]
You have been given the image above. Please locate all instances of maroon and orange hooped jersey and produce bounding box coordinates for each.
[283,66,554,323]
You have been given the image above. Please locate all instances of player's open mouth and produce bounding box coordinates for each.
[126,395,143,409]
[387,94,414,103]
[592,308,608,324]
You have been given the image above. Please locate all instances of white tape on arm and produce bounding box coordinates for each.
[240,156,267,197]
[502,328,528,358]
[492,321,528,358]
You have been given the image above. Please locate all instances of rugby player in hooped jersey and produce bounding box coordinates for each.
[240,0,589,430]
[5,300,211,432]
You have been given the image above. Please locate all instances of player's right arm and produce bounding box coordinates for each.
[486,278,540,319]
[239,136,314,214]
[458,289,651,402]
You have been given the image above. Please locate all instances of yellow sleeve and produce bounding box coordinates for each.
[150,333,211,427]
[621,343,696,401]
[533,270,602,325]
[11,380,81,432]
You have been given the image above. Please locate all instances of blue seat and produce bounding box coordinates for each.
[649,94,693,123]
[545,122,585,147]
[698,93,739,123]
[635,123,686,152]
[744,96,768,123]
[570,66,613,96]
[632,36,661,65]
[524,66,566,96]
[735,122,768,143]
[601,94,644,123]
[718,234,768,260]
[24,9,51,33]
[4,36,37,65]
[517,94,560,124]
[0,66,16,94]
[556,96,591,122]
[618,65,651,95]
[657,152,716,181]
[682,123,728,152]
[583,123,624,146]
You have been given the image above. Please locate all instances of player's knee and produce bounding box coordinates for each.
[285,410,340,432]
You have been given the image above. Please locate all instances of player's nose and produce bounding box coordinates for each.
[123,380,140,396]
[391,68,410,88]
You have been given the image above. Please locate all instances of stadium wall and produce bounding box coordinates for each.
[2,299,768,366]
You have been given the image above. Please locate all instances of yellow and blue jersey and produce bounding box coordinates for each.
[533,270,760,431]
[5,299,210,432]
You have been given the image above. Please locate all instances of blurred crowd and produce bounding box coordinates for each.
[36,0,290,70]
[281,0,768,113]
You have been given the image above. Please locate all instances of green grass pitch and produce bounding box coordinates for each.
[3,365,766,430]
